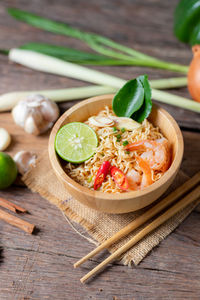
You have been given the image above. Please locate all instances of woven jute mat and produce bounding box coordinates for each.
[23,151,199,265]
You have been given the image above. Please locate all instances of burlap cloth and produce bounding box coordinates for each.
[23,151,199,265]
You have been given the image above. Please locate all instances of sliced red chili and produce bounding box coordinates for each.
[110,166,129,191]
[93,161,111,190]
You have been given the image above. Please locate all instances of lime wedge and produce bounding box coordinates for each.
[55,122,98,163]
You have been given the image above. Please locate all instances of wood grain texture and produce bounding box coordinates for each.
[0,0,200,130]
[0,0,200,299]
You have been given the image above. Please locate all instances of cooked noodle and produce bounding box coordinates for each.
[65,106,166,193]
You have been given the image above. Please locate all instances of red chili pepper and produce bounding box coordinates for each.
[93,161,111,190]
[110,166,129,191]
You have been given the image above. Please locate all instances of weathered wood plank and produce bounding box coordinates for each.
[0,0,199,130]
[0,186,200,300]
[0,0,200,299]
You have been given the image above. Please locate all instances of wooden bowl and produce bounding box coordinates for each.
[49,95,184,214]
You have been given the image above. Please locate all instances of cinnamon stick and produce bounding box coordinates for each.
[0,197,27,213]
[0,208,35,234]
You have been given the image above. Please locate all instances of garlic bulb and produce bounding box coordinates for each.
[12,94,59,135]
[14,151,37,175]
[0,128,11,151]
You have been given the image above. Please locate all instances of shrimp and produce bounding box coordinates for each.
[137,156,153,188]
[126,157,153,190]
[125,138,171,172]
[126,169,141,190]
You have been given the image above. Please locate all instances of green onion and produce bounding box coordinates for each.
[125,150,130,154]
[0,49,9,55]
[0,85,117,112]
[9,49,125,88]
[116,134,121,139]
[7,49,200,113]
[121,128,126,133]
[112,127,117,132]
[7,8,189,73]
[123,141,129,146]
[87,176,93,183]
[20,42,108,64]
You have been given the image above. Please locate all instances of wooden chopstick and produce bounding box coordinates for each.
[80,185,200,283]
[0,208,35,234]
[0,197,27,213]
[74,172,200,268]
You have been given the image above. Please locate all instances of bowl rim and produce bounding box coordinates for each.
[49,94,184,201]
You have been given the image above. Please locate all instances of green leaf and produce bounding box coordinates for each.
[131,75,152,122]
[112,75,152,123]
[7,7,188,73]
[0,49,9,55]
[174,0,200,45]
[189,22,200,45]
[19,42,107,62]
[112,78,144,117]
[7,8,89,41]
[19,43,147,66]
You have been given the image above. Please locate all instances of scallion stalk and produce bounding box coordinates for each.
[152,89,200,112]
[8,49,200,113]
[9,49,187,89]
[7,8,189,73]
[9,49,125,88]
[0,85,117,111]
[150,77,187,89]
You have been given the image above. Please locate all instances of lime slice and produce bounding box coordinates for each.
[55,122,98,163]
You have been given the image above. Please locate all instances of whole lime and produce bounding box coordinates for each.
[0,152,18,189]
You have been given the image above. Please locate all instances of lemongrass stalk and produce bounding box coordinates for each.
[0,85,117,111]
[7,8,189,73]
[9,49,200,113]
[0,49,9,55]
[88,38,189,74]
[150,77,187,89]
[0,77,188,111]
[152,89,200,113]
[9,49,187,89]
[9,49,125,88]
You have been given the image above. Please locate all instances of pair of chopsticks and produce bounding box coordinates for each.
[74,172,200,283]
[0,197,35,233]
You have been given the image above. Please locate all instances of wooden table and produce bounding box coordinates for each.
[0,0,200,299]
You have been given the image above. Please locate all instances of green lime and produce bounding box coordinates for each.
[0,152,18,189]
[55,122,98,163]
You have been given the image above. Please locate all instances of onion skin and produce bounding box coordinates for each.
[188,45,200,103]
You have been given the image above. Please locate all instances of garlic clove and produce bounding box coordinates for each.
[14,151,37,175]
[40,99,59,122]
[88,116,114,127]
[110,116,141,131]
[27,94,44,104]
[0,128,11,151]
[12,94,60,135]
[12,101,29,127]
[24,114,41,135]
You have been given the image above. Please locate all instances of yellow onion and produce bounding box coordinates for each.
[188,45,200,103]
